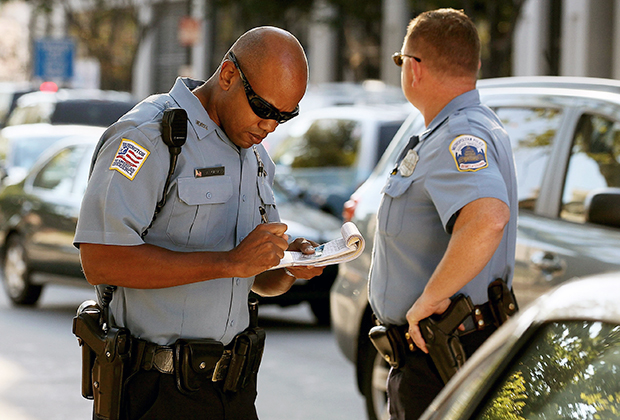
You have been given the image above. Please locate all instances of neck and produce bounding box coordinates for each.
[192,77,220,126]
[419,76,476,126]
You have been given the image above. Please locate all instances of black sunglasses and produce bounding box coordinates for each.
[228,51,299,124]
[392,52,422,67]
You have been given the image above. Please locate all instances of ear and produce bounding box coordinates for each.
[219,60,236,91]
[409,60,422,87]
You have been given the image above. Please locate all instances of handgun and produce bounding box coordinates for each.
[419,294,474,384]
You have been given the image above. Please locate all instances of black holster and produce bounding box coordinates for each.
[72,300,130,420]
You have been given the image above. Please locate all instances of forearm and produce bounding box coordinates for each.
[80,243,238,289]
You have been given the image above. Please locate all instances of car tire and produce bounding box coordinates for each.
[360,336,390,420]
[2,234,42,305]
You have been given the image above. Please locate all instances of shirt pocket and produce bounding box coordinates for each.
[166,176,233,248]
[377,175,415,237]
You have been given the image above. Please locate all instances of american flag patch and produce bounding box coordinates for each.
[109,139,150,180]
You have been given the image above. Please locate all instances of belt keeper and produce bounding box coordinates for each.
[141,343,156,370]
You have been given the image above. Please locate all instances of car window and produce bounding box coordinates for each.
[561,114,620,223]
[494,107,563,211]
[52,101,134,126]
[32,146,83,194]
[274,119,361,168]
[472,320,620,420]
[376,122,403,165]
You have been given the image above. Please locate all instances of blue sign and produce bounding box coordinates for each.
[34,38,75,80]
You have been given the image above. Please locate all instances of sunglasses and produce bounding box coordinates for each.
[228,51,299,124]
[392,52,422,67]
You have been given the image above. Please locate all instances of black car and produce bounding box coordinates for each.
[0,134,342,324]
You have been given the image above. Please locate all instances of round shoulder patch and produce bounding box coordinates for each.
[449,135,488,172]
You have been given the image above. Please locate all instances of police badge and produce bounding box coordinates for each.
[399,149,419,177]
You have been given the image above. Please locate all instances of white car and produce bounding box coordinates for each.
[271,103,412,217]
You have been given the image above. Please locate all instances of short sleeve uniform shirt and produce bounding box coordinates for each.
[368,89,517,326]
[74,78,278,345]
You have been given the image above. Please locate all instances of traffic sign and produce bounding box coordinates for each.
[34,38,75,80]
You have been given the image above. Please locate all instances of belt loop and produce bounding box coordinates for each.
[141,342,156,371]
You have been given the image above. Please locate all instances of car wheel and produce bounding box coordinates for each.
[360,337,390,420]
[2,235,42,305]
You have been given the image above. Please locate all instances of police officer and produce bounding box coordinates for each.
[74,27,322,419]
[368,9,517,419]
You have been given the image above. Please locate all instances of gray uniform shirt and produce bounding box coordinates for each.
[74,77,278,345]
[368,89,517,326]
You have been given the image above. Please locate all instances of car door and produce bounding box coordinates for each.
[488,92,620,306]
[24,143,92,279]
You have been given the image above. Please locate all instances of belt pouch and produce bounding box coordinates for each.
[369,325,407,369]
[174,339,224,394]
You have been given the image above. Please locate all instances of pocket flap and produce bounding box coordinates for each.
[185,340,225,373]
[381,175,415,198]
[178,176,233,205]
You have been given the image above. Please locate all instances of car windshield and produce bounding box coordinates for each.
[10,136,65,169]
[473,320,620,420]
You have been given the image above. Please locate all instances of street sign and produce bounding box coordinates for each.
[34,38,75,80]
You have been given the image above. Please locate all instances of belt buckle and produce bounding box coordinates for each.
[212,349,232,382]
[152,347,174,374]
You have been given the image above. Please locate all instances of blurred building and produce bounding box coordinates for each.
[514,0,620,79]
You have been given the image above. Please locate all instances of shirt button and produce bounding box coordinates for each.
[206,192,212,199]
[242,194,246,202]
[236,278,240,286]
[230,320,235,327]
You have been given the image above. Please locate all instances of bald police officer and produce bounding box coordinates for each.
[368,9,517,419]
[75,27,323,419]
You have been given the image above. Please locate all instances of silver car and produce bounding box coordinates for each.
[330,76,620,420]
[421,272,620,420]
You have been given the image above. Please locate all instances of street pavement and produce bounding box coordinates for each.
[0,283,367,420]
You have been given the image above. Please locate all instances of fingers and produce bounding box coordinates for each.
[287,265,324,280]
[289,237,318,254]
[408,321,428,353]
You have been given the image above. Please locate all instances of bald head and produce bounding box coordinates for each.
[227,26,308,102]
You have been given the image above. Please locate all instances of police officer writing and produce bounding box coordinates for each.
[367,9,518,419]
[74,27,322,420]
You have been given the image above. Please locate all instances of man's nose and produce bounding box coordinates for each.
[258,118,279,133]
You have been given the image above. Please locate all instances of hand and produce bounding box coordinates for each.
[286,238,324,280]
[405,294,452,353]
[228,223,289,278]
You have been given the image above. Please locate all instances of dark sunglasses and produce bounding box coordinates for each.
[228,51,299,124]
[392,52,422,67]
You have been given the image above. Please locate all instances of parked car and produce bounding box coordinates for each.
[421,272,620,420]
[0,81,35,128]
[330,76,620,420]
[271,104,412,218]
[0,134,343,324]
[0,124,106,185]
[4,88,136,128]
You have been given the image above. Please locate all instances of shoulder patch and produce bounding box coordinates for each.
[109,138,150,180]
[449,135,488,172]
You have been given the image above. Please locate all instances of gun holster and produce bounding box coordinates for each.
[419,294,474,385]
[72,300,130,420]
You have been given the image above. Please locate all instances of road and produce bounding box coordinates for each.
[0,284,367,420]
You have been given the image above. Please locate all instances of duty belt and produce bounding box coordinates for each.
[131,339,232,381]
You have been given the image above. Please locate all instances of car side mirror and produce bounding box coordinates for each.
[585,188,620,229]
